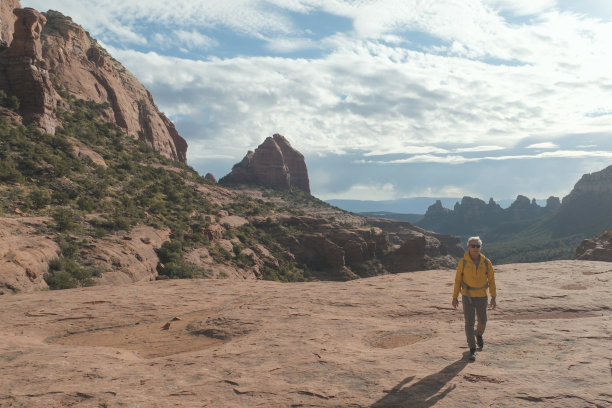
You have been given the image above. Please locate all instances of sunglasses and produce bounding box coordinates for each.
[470,244,481,248]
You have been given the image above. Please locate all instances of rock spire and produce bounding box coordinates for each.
[220,134,311,193]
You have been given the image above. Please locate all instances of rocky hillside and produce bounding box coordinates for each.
[0,97,462,294]
[0,4,186,162]
[544,165,612,238]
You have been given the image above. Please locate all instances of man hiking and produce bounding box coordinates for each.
[452,236,497,361]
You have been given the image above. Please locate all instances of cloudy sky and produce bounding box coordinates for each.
[22,0,612,209]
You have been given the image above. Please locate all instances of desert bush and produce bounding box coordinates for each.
[27,188,51,210]
[52,208,77,231]
[45,257,95,289]
[0,89,19,111]
[0,158,24,183]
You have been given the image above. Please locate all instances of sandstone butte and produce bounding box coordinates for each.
[0,260,610,407]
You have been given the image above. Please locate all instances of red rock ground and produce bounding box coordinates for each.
[1,260,611,407]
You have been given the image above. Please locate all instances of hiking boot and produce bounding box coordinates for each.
[469,348,476,361]
[476,335,484,349]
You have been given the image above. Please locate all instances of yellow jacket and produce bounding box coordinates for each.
[453,252,496,299]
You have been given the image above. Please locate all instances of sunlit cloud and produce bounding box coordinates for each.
[483,0,556,16]
[526,142,559,149]
[372,150,612,164]
[173,30,218,50]
[318,182,399,201]
[455,145,506,153]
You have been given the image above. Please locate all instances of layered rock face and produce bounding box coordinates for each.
[220,134,310,193]
[0,7,57,134]
[0,4,187,162]
[256,215,388,280]
[40,11,187,162]
[573,229,612,261]
[0,0,20,44]
[366,218,464,272]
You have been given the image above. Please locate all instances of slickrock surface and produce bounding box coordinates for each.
[1,260,611,407]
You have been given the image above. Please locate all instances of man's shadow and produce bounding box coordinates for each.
[371,353,471,408]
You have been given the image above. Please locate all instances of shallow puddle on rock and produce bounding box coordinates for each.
[48,310,224,359]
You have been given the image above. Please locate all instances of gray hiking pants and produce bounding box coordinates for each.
[462,295,488,349]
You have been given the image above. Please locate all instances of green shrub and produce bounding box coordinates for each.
[0,159,24,183]
[77,197,94,211]
[45,269,76,290]
[0,90,19,111]
[45,257,95,289]
[58,237,80,259]
[27,188,51,210]
[52,208,77,231]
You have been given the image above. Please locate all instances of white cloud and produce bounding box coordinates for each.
[373,150,612,164]
[526,142,559,149]
[455,145,506,153]
[415,185,476,198]
[264,37,319,53]
[316,182,399,201]
[173,30,218,50]
[364,145,450,157]
[483,0,556,16]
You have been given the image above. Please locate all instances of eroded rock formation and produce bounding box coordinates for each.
[574,229,612,261]
[0,7,58,134]
[0,0,20,45]
[367,218,463,272]
[40,10,187,162]
[0,3,187,162]
[220,134,310,193]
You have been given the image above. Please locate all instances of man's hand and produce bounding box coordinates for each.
[452,298,459,309]
[489,297,497,310]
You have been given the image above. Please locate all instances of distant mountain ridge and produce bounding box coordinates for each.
[417,195,561,241]
[326,197,545,215]
[411,165,612,263]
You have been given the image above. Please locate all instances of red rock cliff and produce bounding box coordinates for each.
[220,134,311,193]
[0,7,58,134]
[0,0,20,44]
[40,10,187,162]
[0,4,187,163]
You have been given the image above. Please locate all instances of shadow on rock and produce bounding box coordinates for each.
[371,354,470,408]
